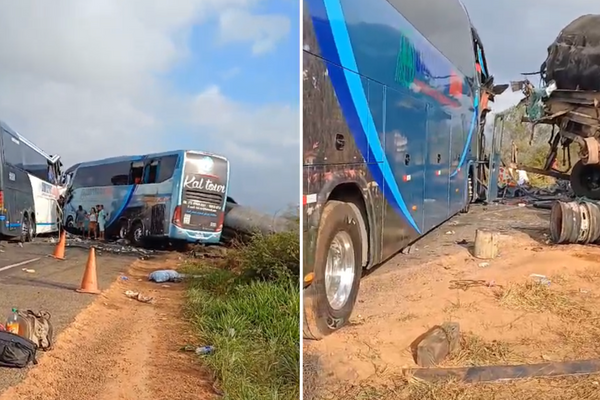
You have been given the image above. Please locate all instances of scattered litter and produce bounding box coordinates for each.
[195,345,215,355]
[580,288,590,294]
[445,231,455,235]
[18,243,23,248]
[148,269,184,283]
[21,268,35,273]
[120,275,129,281]
[124,290,154,304]
[530,274,551,286]
[478,262,490,268]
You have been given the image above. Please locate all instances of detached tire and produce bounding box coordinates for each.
[570,160,600,200]
[303,200,363,340]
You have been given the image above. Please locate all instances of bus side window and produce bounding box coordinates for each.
[144,160,159,184]
[130,162,144,185]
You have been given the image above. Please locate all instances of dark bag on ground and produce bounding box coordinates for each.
[543,14,600,91]
[18,310,54,351]
[0,331,37,368]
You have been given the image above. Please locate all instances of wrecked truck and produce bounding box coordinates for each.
[509,14,600,199]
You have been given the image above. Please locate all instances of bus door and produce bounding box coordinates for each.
[449,114,467,215]
[424,104,451,231]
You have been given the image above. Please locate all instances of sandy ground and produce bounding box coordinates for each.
[304,204,600,399]
[0,255,213,400]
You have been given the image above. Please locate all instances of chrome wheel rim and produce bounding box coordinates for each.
[134,227,142,242]
[120,226,127,239]
[325,231,356,310]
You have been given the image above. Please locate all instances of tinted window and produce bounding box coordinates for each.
[71,161,131,189]
[2,130,24,168]
[22,142,50,181]
[387,0,476,78]
[157,154,178,183]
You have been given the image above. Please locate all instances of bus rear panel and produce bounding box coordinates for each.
[170,152,229,243]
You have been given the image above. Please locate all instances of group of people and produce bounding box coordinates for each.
[75,205,108,240]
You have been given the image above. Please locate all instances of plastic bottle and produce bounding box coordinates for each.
[6,308,19,334]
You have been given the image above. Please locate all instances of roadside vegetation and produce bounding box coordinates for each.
[184,220,300,400]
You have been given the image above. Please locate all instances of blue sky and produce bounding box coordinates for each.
[0,0,300,214]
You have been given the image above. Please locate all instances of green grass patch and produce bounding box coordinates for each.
[185,230,300,400]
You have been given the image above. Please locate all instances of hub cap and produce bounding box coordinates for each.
[325,231,356,310]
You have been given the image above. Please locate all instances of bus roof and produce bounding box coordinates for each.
[68,149,228,170]
[0,120,61,164]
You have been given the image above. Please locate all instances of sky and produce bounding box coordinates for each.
[461,0,600,115]
[0,0,299,213]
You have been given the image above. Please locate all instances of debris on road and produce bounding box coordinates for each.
[408,358,600,384]
[473,229,499,259]
[124,290,154,304]
[530,274,551,286]
[550,200,600,244]
[195,345,215,355]
[413,322,461,367]
[148,269,184,283]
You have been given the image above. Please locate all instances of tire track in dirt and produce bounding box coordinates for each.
[0,255,213,400]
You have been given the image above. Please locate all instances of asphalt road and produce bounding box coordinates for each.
[0,239,140,392]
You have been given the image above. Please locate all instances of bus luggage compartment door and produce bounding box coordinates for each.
[150,204,165,235]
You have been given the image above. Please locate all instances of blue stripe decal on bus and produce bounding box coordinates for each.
[36,222,55,226]
[319,0,420,233]
[107,186,136,227]
[450,91,478,178]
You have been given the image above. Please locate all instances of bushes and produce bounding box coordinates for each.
[185,229,300,400]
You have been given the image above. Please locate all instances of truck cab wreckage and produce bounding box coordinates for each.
[506,14,600,200]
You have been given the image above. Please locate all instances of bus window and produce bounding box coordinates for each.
[130,161,144,185]
[144,160,159,184]
[157,154,178,183]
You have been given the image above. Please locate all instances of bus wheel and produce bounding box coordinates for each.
[461,175,473,214]
[119,220,129,240]
[303,200,363,340]
[130,221,144,247]
[21,213,32,243]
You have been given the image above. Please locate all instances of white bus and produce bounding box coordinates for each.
[0,121,63,240]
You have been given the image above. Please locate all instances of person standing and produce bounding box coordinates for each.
[88,207,98,240]
[98,205,107,241]
[75,205,86,234]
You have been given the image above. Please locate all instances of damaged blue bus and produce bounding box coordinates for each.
[302,0,497,339]
[63,150,230,246]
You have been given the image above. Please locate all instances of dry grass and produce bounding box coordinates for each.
[493,281,590,319]
[446,334,518,367]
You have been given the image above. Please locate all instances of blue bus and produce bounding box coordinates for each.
[302,0,494,339]
[63,150,230,246]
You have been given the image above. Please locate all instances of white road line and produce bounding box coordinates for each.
[0,258,41,273]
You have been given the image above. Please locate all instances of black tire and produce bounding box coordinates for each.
[130,220,144,247]
[303,200,363,340]
[570,160,600,200]
[21,213,32,243]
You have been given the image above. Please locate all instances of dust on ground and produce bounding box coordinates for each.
[304,204,600,399]
[0,255,214,400]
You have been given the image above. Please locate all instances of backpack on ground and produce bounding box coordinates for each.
[17,310,54,351]
[0,330,37,368]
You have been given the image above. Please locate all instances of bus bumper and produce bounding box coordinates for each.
[169,225,221,244]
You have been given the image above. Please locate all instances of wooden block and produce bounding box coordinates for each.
[473,229,499,259]
[415,322,461,367]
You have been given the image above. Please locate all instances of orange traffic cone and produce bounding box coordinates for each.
[76,247,100,294]
[50,230,67,260]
